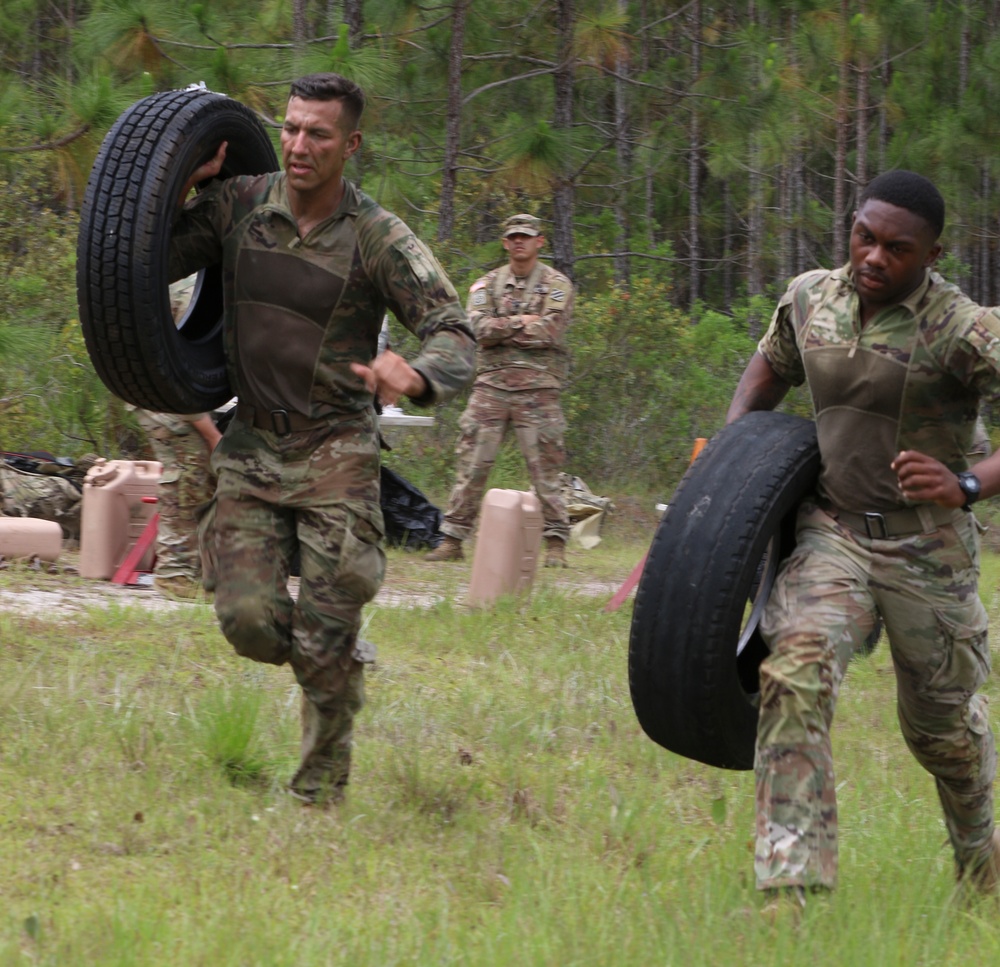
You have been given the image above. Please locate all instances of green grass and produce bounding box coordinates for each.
[2,542,1000,964]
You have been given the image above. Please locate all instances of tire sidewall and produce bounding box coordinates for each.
[628,411,820,769]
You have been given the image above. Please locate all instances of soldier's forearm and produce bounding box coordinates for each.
[726,353,791,424]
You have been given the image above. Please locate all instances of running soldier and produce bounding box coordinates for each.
[726,170,1000,909]
[170,73,475,805]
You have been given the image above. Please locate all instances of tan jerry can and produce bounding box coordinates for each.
[467,489,544,607]
[0,518,62,561]
[79,459,162,579]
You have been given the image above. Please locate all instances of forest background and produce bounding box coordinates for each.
[2,0,1000,502]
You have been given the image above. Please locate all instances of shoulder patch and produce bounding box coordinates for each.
[470,280,486,292]
[550,288,566,302]
[472,289,488,306]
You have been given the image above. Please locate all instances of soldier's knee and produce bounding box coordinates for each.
[761,637,833,691]
[338,659,366,717]
[217,594,290,666]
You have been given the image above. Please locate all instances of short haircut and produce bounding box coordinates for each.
[858,170,945,240]
[289,73,365,131]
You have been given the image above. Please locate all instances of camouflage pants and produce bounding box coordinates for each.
[139,425,216,581]
[201,416,386,797]
[756,501,995,890]
[440,384,569,542]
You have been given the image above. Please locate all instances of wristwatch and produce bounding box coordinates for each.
[957,471,982,509]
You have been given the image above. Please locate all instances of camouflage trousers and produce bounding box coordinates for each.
[440,384,569,542]
[756,500,996,891]
[200,415,386,798]
[139,425,216,581]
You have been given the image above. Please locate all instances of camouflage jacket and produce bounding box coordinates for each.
[759,265,1000,512]
[466,262,573,391]
[0,462,83,540]
[169,175,475,419]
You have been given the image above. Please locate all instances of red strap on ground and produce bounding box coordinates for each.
[111,498,159,585]
[603,552,648,613]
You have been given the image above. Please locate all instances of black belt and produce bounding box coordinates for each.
[821,500,963,539]
[235,402,341,437]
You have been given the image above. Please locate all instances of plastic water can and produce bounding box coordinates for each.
[467,489,543,607]
[79,459,162,579]
[0,518,62,561]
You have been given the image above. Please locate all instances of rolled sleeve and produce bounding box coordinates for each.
[757,289,807,387]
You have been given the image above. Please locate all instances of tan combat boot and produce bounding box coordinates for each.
[544,536,567,568]
[425,535,464,562]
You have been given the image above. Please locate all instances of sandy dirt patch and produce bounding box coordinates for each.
[0,561,627,618]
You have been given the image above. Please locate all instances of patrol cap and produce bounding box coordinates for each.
[502,213,542,237]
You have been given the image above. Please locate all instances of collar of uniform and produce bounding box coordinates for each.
[337,178,363,217]
[836,263,933,318]
[266,175,362,224]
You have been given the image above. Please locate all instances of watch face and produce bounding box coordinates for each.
[960,472,982,503]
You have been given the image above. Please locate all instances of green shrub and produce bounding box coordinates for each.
[562,279,758,490]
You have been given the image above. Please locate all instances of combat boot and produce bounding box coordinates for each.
[425,535,464,562]
[154,574,209,600]
[544,536,567,568]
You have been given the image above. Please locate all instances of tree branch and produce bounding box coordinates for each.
[0,124,90,153]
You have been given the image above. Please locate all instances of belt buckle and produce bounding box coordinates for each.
[864,512,888,540]
[269,409,292,436]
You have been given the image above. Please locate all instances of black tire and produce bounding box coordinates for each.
[76,88,279,413]
[628,411,820,770]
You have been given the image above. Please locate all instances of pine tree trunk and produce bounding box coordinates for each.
[877,47,890,172]
[747,154,764,299]
[343,0,363,44]
[778,164,791,283]
[855,58,869,192]
[293,0,307,45]
[687,0,702,304]
[437,0,468,242]
[723,181,733,310]
[832,0,851,266]
[979,168,991,305]
[613,0,630,287]
[552,0,576,279]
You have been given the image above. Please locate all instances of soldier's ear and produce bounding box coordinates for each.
[344,130,362,159]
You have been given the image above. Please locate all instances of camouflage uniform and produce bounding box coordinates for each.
[970,414,992,462]
[132,409,216,583]
[753,265,1000,890]
[171,173,475,801]
[439,223,574,544]
[0,462,83,541]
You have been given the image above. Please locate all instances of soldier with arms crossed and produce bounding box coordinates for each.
[426,214,574,568]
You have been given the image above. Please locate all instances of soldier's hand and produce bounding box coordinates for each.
[180,142,228,203]
[891,450,965,508]
[351,350,426,406]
